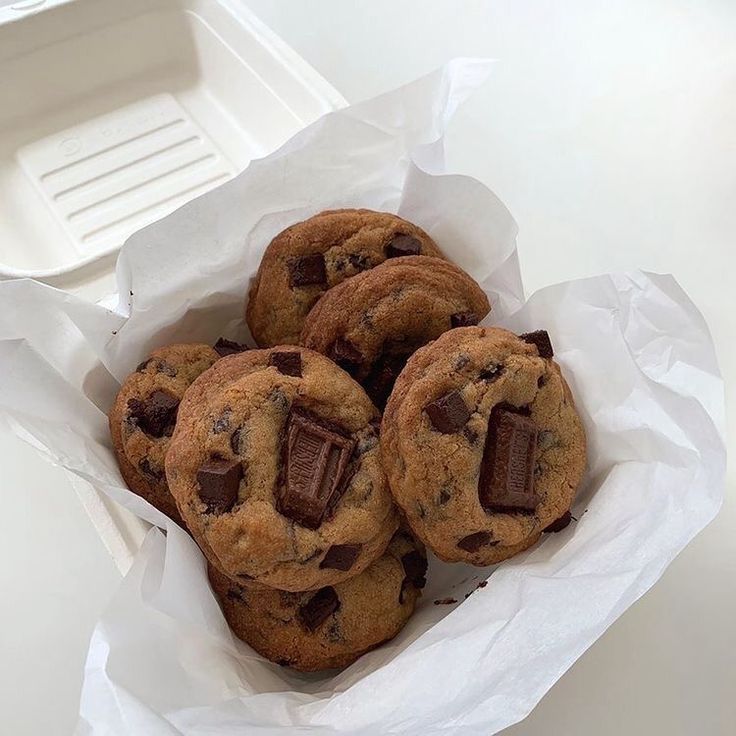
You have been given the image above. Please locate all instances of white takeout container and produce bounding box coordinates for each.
[0,0,344,296]
[0,0,344,571]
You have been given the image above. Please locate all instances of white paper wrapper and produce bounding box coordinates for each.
[0,60,726,736]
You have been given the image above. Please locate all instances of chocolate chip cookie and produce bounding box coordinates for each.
[381,327,586,565]
[109,342,240,522]
[300,256,491,408]
[246,209,444,347]
[165,347,398,591]
[209,531,426,671]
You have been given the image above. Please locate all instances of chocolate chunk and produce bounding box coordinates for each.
[520,330,553,359]
[479,364,503,382]
[319,543,361,571]
[363,353,407,408]
[135,358,152,372]
[479,408,539,513]
[127,390,179,438]
[298,586,340,631]
[197,458,242,513]
[385,234,421,258]
[425,390,470,433]
[138,458,163,481]
[543,511,572,533]
[457,531,496,552]
[401,550,428,589]
[329,338,363,374]
[278,410,355,529]
[450,312,479,328]
[230,427,243,454]
[288,253,326,287]
[269,351,302,377]
[214,337,248,357]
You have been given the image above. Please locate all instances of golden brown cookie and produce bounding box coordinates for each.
[166,347,398,591]
[300,256,490,408]
[209,531,426,671]
[108,342,242,522]
[246,209,444,347]
[381,327,586,565]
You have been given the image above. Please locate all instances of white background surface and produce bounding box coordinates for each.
[0,1,734,734]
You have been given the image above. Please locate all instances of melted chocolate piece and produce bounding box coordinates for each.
[127,390,179,438]
[543,511,572,533]
[329,338,363,374]
[197,458,243,513]
[319,543,361,571]
[277,410,355,529]
[298,586,340,631]
[401,550,427,589]
[363,352,408,408]
[457,531,496,552]
[385,234,421,258]
[288,254,326,287]
[269,351,302,377]
[479,408,539,513]
[425,390,470,433]
[520,330,554,359]
[214,338,248,357]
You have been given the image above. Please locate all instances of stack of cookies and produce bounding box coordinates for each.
[109,209,586,672]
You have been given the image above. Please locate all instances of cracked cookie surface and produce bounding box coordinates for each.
[381,327,586,565]
[246,209,444,347]
[209,531,425,671]
[300,256,490,408]
[109,343,221,523]
[166,347,398,591]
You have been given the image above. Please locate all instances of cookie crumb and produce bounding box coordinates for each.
[434,597,458,605]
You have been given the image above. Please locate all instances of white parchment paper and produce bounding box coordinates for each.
[0,60,726,736]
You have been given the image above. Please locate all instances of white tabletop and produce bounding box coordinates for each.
[1,1,734,733]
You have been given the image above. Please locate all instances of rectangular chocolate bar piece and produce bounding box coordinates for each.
[279,410,355,529]
[479,408,539,513]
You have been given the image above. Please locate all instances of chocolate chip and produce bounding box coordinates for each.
[363,353,407,408]
[434,598,457,605]
[156,361,177,377]
[438,487,452,505]
[416,501,427,519]
[425,390,470,433]
[226,587,245,603]
[385,234,421,258]
[276,658,292,667]
[463,426,479,445]
[214,338,248,357]
[520,330,554,359]
[401,550,428,589]
[288,254,326,287]
[479,363,503,382]
[127,390,179,438]
[230,427,243,454]
[197,458,242,513]
[277,409,355,529]
[329,337,363,374]
[135,358,152,372]
[138,458,163,481]
[543,511,573,533]
[348,253,370,272]
[479,407,539,513]
[268,386,290,412]
[537,375,546,388]
[269,351,302,377]
[213,410,231,434]
[457,531,496,552]
[298,587,340,631]
[450,312,479,328]
[319,544,361,571]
